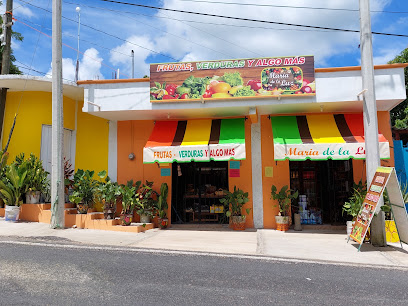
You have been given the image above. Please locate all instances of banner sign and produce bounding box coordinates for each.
[150,56,315,102]
[275,142,390,161]
[350,167,392,245]
[143,144,246,163]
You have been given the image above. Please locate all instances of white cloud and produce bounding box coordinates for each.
[373,48,403,65]
[46,48,104,81]
[151,0,389,66]
[109,35,155,78]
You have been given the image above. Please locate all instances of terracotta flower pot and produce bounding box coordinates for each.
[103,200,116,220]
[77,203,89,214]
[158,217,168,229]
[231,215,246,231]
[120,213,133,226]
[275,215,290,231]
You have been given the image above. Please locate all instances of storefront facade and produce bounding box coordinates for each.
[79,60,407,229]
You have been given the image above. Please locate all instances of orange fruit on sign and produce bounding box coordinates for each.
[212,82,231,93]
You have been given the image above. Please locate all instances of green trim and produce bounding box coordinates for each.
[274,156,389,161]
[143,156,246,164]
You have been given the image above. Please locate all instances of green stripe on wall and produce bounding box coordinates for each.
[271,116,302,144]
[219,118,245,144]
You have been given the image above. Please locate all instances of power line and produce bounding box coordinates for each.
[96,0,408,38]
[169,0,408,14]
[64,0,332,33]
[63,1,259,57]
[19,0,179,61]
[14,14,132,58]
[14,17,129,77]
[15,60,75,83]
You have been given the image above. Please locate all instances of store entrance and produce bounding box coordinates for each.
[171,161,229,224]
[290,160,353,225]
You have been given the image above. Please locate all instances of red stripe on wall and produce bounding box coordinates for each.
[145,121,178,147]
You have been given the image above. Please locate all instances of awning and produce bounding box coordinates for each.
[271,114,390,161]
[143,118,246,163]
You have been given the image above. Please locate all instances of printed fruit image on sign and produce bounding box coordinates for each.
[150,56,315,102]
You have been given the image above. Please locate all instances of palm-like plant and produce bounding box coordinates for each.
[0,164,28,207]
[271,185,298,216]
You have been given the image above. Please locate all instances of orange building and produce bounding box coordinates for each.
[76,59,407,229]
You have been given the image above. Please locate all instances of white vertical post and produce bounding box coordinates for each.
[359,0,386,246]
[251,115,263,229]
[51,0,65,228]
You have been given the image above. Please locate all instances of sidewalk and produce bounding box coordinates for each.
[1,218,407,268]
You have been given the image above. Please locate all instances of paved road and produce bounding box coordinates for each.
[0,237,407,306]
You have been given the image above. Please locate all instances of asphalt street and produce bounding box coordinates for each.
[0,237,407,306]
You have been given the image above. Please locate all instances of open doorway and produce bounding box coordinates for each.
[171,161,229,224]
[290,160,353,225]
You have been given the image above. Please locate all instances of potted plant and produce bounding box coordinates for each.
[342,180,366,235]
[271,185,298,231]
[63,157,74,203]
[219,186,250,231]
[135,181,156,224]
[95,170,121,219]
[119,182,137,226]
[69,169,97,214]
[0,151,9,209]
[0,163,28,222]
[22,154,49,204]
[155,182,169,229]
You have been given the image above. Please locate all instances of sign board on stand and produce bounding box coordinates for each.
[349,167,408,251]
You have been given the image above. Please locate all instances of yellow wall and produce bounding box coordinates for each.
[2,91,108,174]
[75,101,109,173]
[3,91,75,161]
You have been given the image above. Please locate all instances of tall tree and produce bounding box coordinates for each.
[389,48,408,129]
[0,1,23,74]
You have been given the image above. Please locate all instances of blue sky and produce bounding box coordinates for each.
[2,0,407,82]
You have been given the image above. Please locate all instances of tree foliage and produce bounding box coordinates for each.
[0,2,23,74]
[389,47,408,129]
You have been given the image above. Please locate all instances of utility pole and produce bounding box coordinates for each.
[359,0,386,246]
[131,50,134,78]
[50,0,65,229]
[0,0,13,144]
[74,6,80,83]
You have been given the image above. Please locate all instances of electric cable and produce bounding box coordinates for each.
[96,0,408,38]
[18,0,179,61]
[168,0,408,14]
[63,0,332,33]
[14,17,130,78]
[63,0,263,57]
[14,15,132,58]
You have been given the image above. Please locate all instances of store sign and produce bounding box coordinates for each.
[150,56,315,102]
[275,142,390,161]
[349,167,408,248]
[349,167,391,245]
[143,144,246,163]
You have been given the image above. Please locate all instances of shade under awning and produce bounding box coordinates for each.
[271,114,390,161]
[143,118,246,163]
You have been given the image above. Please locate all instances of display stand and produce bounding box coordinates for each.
[348,167,408,251]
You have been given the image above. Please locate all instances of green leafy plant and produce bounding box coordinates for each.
[270,185,298,216]
[120,182,137,215]
[135,181,156,218]
[22,153,49,194]
[342,180,367,219]
[95,170,121,204]
[69,169,97,206]
[0,163,28,207]
[219,186,249,217]
[155,182,168,219]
